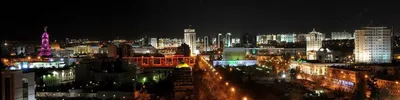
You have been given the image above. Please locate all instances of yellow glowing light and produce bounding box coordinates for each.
[243,97,248,100]
[396,81,399,84]
[364,75,368,78]
[37,56,41,59]
[231,87,235,92]
[27,56,31,60]
[225,82,229,86]
[219,76,222,80]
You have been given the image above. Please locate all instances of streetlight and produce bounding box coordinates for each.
[243,97,248,100]
[225,82,229,86]
[219,76,222,80]
[231,87,235,92]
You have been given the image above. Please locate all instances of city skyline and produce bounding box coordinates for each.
[3,0,400,40]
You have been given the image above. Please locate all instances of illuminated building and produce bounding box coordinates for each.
[256,35,268,45]
[326,66,369,92]
[41,68,75,86]
[124,56,196,68]
[217,33,223,49]
[132,46,157,54]
[157,38,182,49]
[39,26,52,57]
[375,77,400,95]
[306,28,325,60]
[203,36,211,51]
[225,33,232,47]
[64,44,99,55]
[213,60,257,66]
[223,48,257,60]
[257,33,297,44]
[13,58,73,69]
[1,69,35,100]
[331,31,352,40]
[184,25,196,55]
[354,26,392,63]
[231,38,240,46]
[51,42,61,50]
[290,60,347,80]
[150,38,157,48]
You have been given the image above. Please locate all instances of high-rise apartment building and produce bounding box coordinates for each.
[1,69,35,100]
[331,31,352,40]
[225,33,232,47]
[217,33,223,49]
[203,36,210,51]
[150,38,158,48]
[354,26,392,63]
[306,28,325,60]
[184,25,197,55]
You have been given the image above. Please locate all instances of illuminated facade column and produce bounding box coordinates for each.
[306,28,325,60]
[184,25,197,55]
[354,26,392,63]
[225,33,232,47]
[39,26,52,57]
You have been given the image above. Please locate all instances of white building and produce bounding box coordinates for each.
[306,28,325,60]
[231,38,240,46]
[150,38,157,48]
[354,26,392,63]
[184,25,197,55]
[225,33,232,47]
[1,69,35,100]
[331,31,352,40]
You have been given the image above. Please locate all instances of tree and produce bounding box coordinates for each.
[368,78,379,99]
[176,43,191,57]
[289,68,298,80]
[352,76,367,100]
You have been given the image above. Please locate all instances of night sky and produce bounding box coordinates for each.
[3,0,400,41]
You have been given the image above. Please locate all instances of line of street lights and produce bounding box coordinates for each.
[200,57,249,100]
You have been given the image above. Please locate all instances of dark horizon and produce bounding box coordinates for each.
[3,0,400,41]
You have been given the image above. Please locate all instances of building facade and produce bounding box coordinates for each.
[1,70,35,100]
[306,29,325,60]
[354,26,392,63]
[225,33,232,47]
[184,26,197,55]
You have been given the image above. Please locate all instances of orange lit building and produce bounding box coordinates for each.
[326,66,369,92]
[375,77,400,95]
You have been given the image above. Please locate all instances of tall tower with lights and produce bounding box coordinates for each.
[39,26,51,57]
[184,25,197,55]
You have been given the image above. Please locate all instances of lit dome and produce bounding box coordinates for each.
[176,63,191,68]
[51,43,61,50]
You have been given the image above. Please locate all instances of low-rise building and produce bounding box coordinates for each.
[326,66,369,92]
